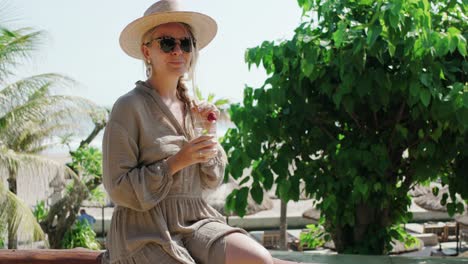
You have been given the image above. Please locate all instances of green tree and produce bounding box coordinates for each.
[41,143,107,249]
[222,0,467,254]
[0,22,106,248]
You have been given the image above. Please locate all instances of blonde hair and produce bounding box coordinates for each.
[141,22,199,108]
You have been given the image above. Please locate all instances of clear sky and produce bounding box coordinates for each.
[6,0,303,108]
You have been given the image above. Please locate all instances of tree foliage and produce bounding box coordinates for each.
[61,218,101,250]
[0,17,107,248]
[222,0,467,254]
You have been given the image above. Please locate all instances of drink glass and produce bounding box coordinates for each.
[193,114,218,158]
[193,116,217,138]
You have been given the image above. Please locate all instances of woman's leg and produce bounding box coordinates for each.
[224,232,303,264]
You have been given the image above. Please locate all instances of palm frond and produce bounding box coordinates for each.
[9,122,77,153]
[0,144,66,181]
[0,144,19,175]
[0,181,45,243]
[0,95,106,149]
[0,73,77,117]
[0,26,44,80]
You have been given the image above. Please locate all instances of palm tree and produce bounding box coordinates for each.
[0,21,106,248]
[0,179,44,248]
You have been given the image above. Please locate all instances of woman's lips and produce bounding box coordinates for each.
[168,61,184,65]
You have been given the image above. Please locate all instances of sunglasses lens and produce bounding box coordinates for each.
[159,38,176,53]
[157,37,193,53]
[180,38,192,53]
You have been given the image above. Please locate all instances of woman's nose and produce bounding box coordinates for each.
[171,43,183,55]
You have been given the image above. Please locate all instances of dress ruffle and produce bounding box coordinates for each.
[107,196,229,264]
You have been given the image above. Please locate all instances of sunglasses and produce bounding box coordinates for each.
[145,36,195,53]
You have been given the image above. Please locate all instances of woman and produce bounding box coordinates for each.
[102,1,305,263]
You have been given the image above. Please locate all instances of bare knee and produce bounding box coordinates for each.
[251,245,273,264]
[234,245,272,264]
[225,233,273,264]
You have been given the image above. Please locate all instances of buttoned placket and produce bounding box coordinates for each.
[137,81,193,193]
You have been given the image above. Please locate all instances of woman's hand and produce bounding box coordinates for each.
[192,101,220,117]
[166,135,218,176]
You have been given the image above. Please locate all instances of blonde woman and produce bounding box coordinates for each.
[102,1,306,263]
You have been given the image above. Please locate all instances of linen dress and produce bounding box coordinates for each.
[101,81,247,264]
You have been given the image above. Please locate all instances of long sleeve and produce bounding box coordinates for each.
[102,121,173,211]
[199,143,228,189]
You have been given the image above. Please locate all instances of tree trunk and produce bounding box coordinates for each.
[331,202,388,254]
[279,199,288,250]
[40,178,89,248]
[7,177,18,249]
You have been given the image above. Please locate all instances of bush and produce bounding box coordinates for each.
[61,219,101,250]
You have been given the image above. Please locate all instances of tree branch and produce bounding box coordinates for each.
[388,102,406,149]
[78,120,106,149]
[347,110,362,130]
[319,125,336,141]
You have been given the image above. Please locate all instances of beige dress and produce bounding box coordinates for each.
[101,81,247,264]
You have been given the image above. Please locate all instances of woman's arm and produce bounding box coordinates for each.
[102,121,174,212]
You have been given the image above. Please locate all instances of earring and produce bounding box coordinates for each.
[146,60,152,78]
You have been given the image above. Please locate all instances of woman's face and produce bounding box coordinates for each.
[142,22,193,78]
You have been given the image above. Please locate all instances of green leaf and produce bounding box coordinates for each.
[420,89,431,107]
[235,187,249,217]
[250,183,264,204]
[447,203,455,215]
[374,183,382,192]
[447,27,460,53]
[441,193,449,206]
[388,42,396,57]
[239,176,250,186]
[463,93,468,108]
[333,21,347,47]
[366,24,382,47]
[225,190,237,214]
[396,124,408,139]
[419,73,431,87]
[434,34,449,56]
[458,37,467,57]
[278,179,291,201]
[388,13,399,29]
[322,194,336,211]
[358,0,373,5]
[262,168,274,190]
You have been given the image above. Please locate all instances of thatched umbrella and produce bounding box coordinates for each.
[302,206,321,221]
[410,183,467,212]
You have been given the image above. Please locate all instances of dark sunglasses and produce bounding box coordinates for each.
[144,36,195,53]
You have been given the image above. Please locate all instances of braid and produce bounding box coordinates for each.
[177,78,198,138]
[176,78,192,108]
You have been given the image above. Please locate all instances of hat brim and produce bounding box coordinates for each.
[119,11,217,60]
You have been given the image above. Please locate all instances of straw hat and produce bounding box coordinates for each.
[119,0,217,60]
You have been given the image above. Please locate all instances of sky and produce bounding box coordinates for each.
[6,0,304,108]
